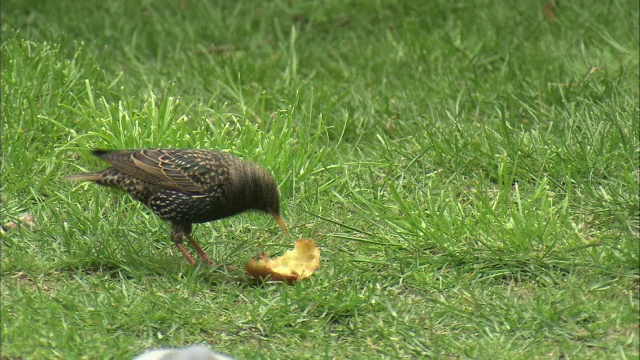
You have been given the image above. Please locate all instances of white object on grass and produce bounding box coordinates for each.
[132,344,235,360]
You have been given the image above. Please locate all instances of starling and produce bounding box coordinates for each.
[66,149,287,266]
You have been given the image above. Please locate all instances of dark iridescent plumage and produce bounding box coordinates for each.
[66,149,287,265]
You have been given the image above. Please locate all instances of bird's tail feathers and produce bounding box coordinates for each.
[64,173,103,182]
[91,149,112,158]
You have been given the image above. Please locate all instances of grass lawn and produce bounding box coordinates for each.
[1,0,638,359]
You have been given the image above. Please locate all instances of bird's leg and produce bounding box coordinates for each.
[186,233,215,266]
[177,223,215,266]
[176,243,197,266]
[171,223,196,266]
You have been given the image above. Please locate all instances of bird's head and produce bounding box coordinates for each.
[232,163,287,234]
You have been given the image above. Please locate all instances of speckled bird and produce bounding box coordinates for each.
[66,149,287,266]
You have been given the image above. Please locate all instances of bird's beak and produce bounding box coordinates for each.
[272,213,288,235]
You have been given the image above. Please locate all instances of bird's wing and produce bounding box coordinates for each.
[93,149,226,193]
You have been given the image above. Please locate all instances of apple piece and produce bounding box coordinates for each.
[245,239,320,283]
